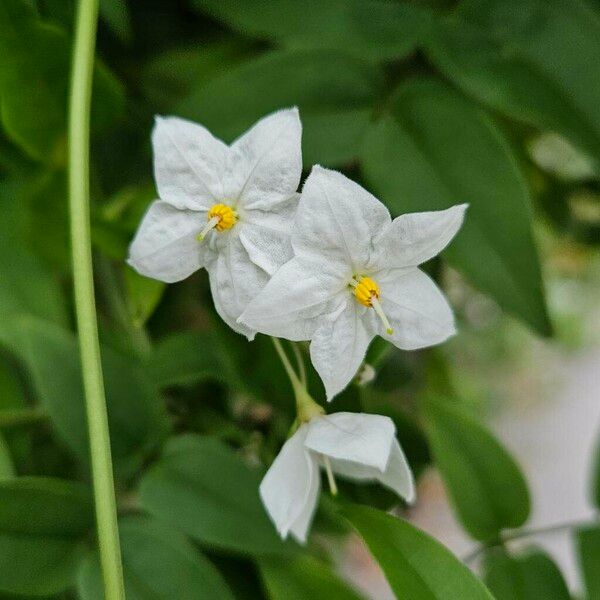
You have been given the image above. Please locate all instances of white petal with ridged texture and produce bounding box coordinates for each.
[239,255,348,341]
[370,204,468,270]
[305,412,395,472]
[206,233,267,340]
[293,166,391,270]
[127,200,209,283]
[152,116,230,210]
[233,108,302,211]
[309,301,376,401]
[376,268,456,350]
[259,425,320,542]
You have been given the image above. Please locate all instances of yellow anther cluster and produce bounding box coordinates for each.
[208,203,237,231]
[353,277,380,307]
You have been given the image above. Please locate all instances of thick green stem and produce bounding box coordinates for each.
[68,1,125,598]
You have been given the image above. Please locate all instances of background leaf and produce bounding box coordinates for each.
[0,0,124,162]
[144,330,231,388]
[423,398,530,541]
[78,516,235,600]
[342,504,494,599]
[176,49,382,166]
[258,555,365,600]
[7,317,168,476]
[0,477,92,596]
[190,0,430,61]
[361,79,551,335]
[483,548,571,600]
[425,0,600,174]
[575,526,600,600]
[139,434,293,555]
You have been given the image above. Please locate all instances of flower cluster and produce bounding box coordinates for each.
[129,108,466,542]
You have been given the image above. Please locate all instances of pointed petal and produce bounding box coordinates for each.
[304,413,395,472]
[371,204,467,270]
[238,194,298,275]
[233,108,302,210]
[326,438,415,504]
[380,439,416,504]
[259,425,320,541]
[239,255,347,341]
[152,116,229,210]
[309,301,376,401]
[377,268,455,350]
[294,166,391,270]
[207,233,268,339]
[127,200,208,283]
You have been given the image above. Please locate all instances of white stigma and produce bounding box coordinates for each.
[322,455,338,496]
[197,216,220,242]
[371,296,394,335]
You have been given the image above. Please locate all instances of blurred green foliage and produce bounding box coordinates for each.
[0,0,599,598]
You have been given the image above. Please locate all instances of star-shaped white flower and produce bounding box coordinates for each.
[260,412,415,543]
[240,166,467,399]
[128,108,302,339]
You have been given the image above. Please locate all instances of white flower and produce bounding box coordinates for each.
[128,108,302,339]
[260,412,415,543]
[240,166,467,399]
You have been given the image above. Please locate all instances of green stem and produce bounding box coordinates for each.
[290,342,307,387]
[68,1,125,598]
[271,338,323,422]
[0,407,46,429]
[462,517,599,564]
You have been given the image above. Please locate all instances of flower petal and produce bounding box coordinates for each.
[239,255,347,341]
[377,268,455,350]
[309,301,376,401]
[127,200,208,283]
[259,425,320,542]
[327,438,415,504]
[207,233,268,340]
[238,194,298,275]
[370,204,468,270]
[294,166,391,270]
[233,108,302,211]
[152,116,229,210]
[304,413,395,472]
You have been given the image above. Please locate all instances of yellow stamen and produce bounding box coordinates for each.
[350,276,394,335]
[197,203,237,241]
[323,455,338,496]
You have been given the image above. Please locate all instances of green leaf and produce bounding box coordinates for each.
[576,526,600,600]
[258,555,364,600]
[7,317,168,476]
[0,477,93,597]
[176,49,382,166]
[124,267,166,328]
[0,0,124,162]
[190,0,430,62]
[78,516,235,600]
[0,434,14,479]
[425,0,600,174]
[99,0,132,43]
[144,330,231,388]
[483,548,571,600]
[342,504,494,599]
[0,239,68,349]
[139,434,293,555]
[140,40,255,110]
[361,79,551,335]
[423,398,530,541]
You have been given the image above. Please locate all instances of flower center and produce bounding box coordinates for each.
[197,203,237,241]
[350,276,394,335]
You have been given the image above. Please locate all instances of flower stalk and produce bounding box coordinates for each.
[68,0,125,597]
